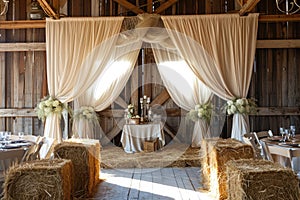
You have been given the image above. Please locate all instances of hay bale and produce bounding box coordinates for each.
[3,159,73,200]
[65,138,101,185]
[226,159,300,200]
[200,138,254,200]
[54,139,100,198]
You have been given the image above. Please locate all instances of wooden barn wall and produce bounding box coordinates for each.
[0,0,299,145]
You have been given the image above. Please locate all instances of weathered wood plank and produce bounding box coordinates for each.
[259,14,300,22]
[0,109,36,117]
[256,39,300,48]
[0,43,46,52]
[254,107,300,116]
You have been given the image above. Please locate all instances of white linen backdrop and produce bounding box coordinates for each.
[161,14,259,141]
[72,14,161,140]
[151,49,213,147]
[45,17,124,142]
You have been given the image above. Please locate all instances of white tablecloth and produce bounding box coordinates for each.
[121,123,165,153]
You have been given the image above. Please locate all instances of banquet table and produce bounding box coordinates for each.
[261,136,300,173]
[120,123,165,153]
[0,139,33,172]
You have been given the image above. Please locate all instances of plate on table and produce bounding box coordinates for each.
[278,142,300,148]
[267,136,282,142]
[2,143,22,149]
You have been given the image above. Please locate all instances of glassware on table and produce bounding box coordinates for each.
[279,127,285,141]
[5,131,11,140]
[284,129,290,142]
[0,131,4,140]
[290,125,296,138]
[18,132,24,140]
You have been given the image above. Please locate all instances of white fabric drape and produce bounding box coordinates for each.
[151,49,213,146]
[161,14,259,141]
[72,14,161,140]
[45,17,124,142]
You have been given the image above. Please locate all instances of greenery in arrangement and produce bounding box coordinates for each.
[127,104,135,118]
[225,97,257,115]
[73,106,98,121]
[187,102,213,122]
[35,96,68,122]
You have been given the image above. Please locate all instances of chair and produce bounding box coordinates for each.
[243,132,263,159]
[21,138,44,162]
[253,130,274,159]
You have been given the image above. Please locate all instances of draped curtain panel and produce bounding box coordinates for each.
[151,48,213,147]
[161,14,259,141]
[45,13,258,143]
[45,17,124,142]
[72,14,162,140]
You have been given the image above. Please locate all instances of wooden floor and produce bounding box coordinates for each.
[89,167,215,200]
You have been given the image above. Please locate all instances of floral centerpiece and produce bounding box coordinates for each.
[126,104,135,118]
[225,97,257,115]
[35,96,68,122]
[187,102,213,122]
[73,106,98,121]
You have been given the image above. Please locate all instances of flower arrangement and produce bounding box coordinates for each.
[35,96,66,122]
[187,102,213,122]
[225,97,257,115]
[73,106,98,121]
[126,104,135,118]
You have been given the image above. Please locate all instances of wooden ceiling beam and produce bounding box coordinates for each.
[239,0,260,16]
[154,0,178,14]
[113,0,145,14]
[37,0,60,19]
[1,14,300,30]
[147,0,153,13]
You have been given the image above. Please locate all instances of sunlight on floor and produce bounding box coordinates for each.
[101,172,216,200]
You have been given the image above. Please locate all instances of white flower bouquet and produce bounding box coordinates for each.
[187,102,213,122]
[74,106,98,121]
[35,96,66,121]
[126,104,135,118]
[225,97,257,115]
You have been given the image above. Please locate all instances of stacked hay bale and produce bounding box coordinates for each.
[54,139,100,198]
[200,138,254,200]
[226,159,300,200]
[3,159,73,200]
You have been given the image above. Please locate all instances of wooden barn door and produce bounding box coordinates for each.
[99,48,194,147]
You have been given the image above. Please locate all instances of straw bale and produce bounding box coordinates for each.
[200,138,255,200]
[54,139,100,198]
[3,159,73,200]
[226,159,300,200]
[65,138,101,185]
